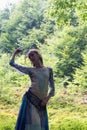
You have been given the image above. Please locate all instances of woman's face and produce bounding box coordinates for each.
[29,52,40,64]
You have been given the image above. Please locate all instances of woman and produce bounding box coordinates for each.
[9,48,55,130]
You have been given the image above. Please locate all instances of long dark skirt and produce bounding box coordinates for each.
[15,94,49,130]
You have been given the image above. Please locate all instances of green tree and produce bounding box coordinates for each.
[49,0,87,27]
[55,25,87,79]
[73,49,87,88]
[0,0,55,53]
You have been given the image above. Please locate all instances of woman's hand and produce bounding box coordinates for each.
[12,48,23,58]
[41,95,51,106]
[14,48,23,55]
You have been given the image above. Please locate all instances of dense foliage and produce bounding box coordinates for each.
[0,0,87,129]
[0,0,55,53]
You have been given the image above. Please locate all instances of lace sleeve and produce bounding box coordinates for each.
[9,57,31,75]
[48,67,55,96]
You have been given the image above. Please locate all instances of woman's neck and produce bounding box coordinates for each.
[35,62,44,68]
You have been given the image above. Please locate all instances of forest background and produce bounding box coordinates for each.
[0,0,87,129]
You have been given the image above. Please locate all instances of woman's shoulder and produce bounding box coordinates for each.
[47,66,53,70]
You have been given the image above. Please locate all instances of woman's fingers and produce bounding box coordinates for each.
[15,48,23,54]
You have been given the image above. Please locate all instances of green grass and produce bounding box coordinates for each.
[0,111,16,130]
[48,104,87,130]
[47,85,87,130]
[0,84,87,130]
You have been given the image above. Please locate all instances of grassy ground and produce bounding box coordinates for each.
[0,84,87,130]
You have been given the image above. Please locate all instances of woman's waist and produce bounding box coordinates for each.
[28,87,47,99]
[26,89,46,111]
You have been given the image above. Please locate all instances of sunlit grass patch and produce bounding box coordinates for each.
[49,108,87,130]
[0,111,16,130]
[48,85,87,130]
